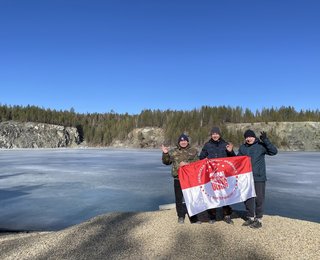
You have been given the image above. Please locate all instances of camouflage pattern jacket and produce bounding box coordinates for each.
[162,145,199,179]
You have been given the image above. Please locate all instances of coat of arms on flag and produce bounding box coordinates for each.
[178,156,256,216]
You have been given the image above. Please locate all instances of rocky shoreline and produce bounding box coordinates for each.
[2,121,320,151]
[0,209,319,259]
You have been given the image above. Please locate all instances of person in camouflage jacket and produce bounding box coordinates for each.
[162,133,200,224]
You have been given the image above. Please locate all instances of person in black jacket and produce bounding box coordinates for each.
[199,127,236,224]
[238,129,278,229]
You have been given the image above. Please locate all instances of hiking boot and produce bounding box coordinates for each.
[242,218,255,227]
[250,219,262,229]
[191,220,202,224]
[178,217,185,224]
[223,215,234,224]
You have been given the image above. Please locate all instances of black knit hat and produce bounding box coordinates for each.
[178,134,189,143]
[210,126,221,135]
[244,129,256,138]
[211,127,221,135]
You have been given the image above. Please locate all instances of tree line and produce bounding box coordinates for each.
[0,104,319,147]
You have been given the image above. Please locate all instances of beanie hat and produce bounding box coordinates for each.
[211,127,221,135]
[178,134,189,143]
[244,129,256,138]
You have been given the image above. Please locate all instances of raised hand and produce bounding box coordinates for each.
[226,143,234,152]
[161,144,169,154]
[260,131,267,141]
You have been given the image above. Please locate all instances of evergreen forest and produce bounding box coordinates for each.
[0,104,319,147]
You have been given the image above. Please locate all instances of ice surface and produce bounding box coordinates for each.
[0,149,319,231]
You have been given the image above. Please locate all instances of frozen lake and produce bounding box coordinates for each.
[0,148,319,231]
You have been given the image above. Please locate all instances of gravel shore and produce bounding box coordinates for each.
[0,209,319,260]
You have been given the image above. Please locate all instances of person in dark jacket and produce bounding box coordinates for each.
[162,133,200,224]
[238,129,278,229]
[199,127,236,224]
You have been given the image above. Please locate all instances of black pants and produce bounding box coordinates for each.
[207,205,232,220]
[174,179,198,222]
[244,181,266,219]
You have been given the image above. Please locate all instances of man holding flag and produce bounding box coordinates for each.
[162,133,200,224]
[199,126,236,224]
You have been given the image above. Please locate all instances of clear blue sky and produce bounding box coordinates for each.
[1,0,319,115]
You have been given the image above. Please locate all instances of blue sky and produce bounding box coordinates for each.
[1,0,319,115]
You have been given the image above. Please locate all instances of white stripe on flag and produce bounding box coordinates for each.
[182,172,256,216]
[178,156,256,216]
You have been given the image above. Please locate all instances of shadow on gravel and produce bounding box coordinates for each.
[161,229,273,260]
[157,209,273,259]
[39,212,145,259]
[0,211,273,259]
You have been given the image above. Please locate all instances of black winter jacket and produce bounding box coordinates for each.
[237,137,278,182]
[199,138,235,159]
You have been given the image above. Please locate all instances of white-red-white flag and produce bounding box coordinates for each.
[178,156,256,216]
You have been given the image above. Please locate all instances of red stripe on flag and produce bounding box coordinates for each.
[178,156,252,189]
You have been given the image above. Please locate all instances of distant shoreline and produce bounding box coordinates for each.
[1,147,320,152]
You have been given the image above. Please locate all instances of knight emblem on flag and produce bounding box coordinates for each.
[178,156,256,216]
[208,164,229,191]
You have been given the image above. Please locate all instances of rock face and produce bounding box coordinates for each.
[0,121,80,148]
[225,121,320,151]
[1,121,319,151]
[112,122,320,151]
[111,127,164,148]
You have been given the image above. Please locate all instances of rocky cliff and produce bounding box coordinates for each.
[111,122,320,151]
[111,127,164,148]
[225,121,320,151]
[0,121,80,148]
[1,121,319,151]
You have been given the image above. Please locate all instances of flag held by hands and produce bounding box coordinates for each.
[178,156,256,216]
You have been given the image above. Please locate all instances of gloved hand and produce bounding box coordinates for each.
[260,131,267,141]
